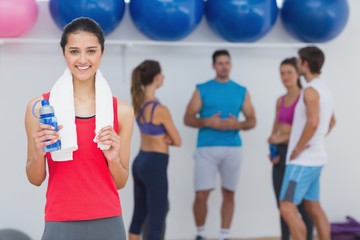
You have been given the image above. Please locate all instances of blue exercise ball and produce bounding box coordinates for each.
[0,229,31,240]
[49,0,125,35]
[281,0,349,42]
[205,0,278,42]
[129,0,204,41]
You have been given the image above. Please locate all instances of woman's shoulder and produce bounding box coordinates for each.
[26,94,45,109]
[25,94,45,125]
[115,98,134,118]
[276,94,286,108]
[278,94,288,102]
[155,102,170,113]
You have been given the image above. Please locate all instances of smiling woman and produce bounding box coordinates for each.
[24,17,134,240]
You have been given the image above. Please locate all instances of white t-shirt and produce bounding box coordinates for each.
[286,78,334,166]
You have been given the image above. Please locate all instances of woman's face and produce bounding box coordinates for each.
[154,72,164,88]
[280,64,299,89]
[64,31,103,82]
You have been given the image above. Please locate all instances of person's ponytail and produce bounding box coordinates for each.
[131,68,144,115]
[131,60,161,115]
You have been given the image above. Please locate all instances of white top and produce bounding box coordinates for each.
[286,78,334,166]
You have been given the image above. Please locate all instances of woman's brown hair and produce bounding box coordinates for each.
[131,60,161,114]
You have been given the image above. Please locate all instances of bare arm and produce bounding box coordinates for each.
[157,105,182,147]
[183,89,206,128]
[290,87,319,160]
[98,100,134,189]
[327,113,336,135]
[268,97,291,144]
[231,92,256,130]
[25,96,60,186]
[183,89,231,130]
[270,98,281,135]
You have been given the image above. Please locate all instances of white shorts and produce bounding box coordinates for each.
[194,146,243,192]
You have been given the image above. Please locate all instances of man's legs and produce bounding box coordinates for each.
[298,201,314,240]
[193,147,219,239]
[221,188,234,229]
[303,166,329,240]
[219,188,235,240]
[280,165,324,240]
[304,200,330,240]
[280,201,307,240]
[193,190,211,238]
[219,147,242,240]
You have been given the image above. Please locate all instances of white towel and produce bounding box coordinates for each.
[49,68,113,161]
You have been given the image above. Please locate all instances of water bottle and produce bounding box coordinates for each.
[37,100,61,152]
[269,144,278,159]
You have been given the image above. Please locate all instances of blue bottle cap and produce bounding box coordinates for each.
[40,100,54,115]
[41,99,50,106]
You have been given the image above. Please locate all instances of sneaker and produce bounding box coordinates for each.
[195,236,207,240]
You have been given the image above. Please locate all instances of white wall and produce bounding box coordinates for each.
[1,1,359,239]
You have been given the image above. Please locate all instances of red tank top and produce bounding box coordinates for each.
[43,92,122,221]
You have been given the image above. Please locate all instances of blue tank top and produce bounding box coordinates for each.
[136,100,166,136]
[197,80,247,147]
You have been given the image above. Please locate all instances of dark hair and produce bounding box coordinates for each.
[298,46,325,74]
[131,60,161,114]
[60,17,105,53]
[212,49,231,64]
[281,57,302,88]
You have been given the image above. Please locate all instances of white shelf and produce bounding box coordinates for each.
[0,38,318,48]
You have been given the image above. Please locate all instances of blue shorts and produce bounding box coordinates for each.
[280,164,323,205]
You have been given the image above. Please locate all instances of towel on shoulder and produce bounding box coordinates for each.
[49,68,113,161]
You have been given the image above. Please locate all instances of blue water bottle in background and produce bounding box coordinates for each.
[269,144,278,160]
[38,99,61,152]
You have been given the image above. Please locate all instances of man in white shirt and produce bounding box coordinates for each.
[279,46,336,240]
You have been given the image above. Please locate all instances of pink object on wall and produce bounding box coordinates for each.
[0,0,39,38]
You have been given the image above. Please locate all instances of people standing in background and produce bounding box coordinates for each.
[279,46,336,240]
[129,60,182,240]
[25,17,134,240]
[268,57,313,240]
[183,49,256,240]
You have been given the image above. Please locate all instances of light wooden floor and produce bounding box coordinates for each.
[205,238,319,240]
[207,238,279,240]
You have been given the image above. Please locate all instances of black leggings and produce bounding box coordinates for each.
[272,144,313,240]
[129,150,169,240]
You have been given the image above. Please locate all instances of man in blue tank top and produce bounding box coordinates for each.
[184,50,256,240]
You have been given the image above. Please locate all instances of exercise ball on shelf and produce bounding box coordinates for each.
[0,228,32,240]
[205,0,278,42]
[129,0,204,41]
[281,0,349,42]
[0,0,38,38]
[49,0,125,36]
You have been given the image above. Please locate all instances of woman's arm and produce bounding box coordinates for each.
[271,98,281,135]
[157,105,182,147]
[268,96,294,144]
[98,100,134,189]
[25,96,59,186]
